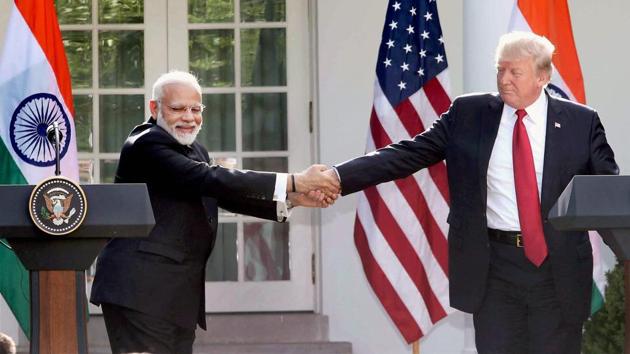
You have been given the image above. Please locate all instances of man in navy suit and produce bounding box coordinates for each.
[316,32,618,353]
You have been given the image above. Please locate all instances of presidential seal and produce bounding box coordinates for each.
[29,176,87,236]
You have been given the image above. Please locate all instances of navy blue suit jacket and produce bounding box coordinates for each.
[91,117,281,330]
[336,92,618,323]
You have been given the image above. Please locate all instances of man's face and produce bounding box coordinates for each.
[151,83,203,145]
[496,56,548,109]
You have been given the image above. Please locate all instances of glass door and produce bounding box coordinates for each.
[59,0,315,313]
[167,0,315,312]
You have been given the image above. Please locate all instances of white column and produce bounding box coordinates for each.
[463,0,515,94]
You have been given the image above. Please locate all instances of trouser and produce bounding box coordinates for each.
[473,240,583,354]
[101,303,195,354]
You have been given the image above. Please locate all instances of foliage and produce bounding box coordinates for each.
[56,0,91,24]
[189,0,234,23]
[240,0,285,22]
[582,264,624,354]
[72,95,94,152]
[99,0,143,24]
[189,30,234,87]
[99,31,144,88]
[40,206,50,220]
[62,31,92,88]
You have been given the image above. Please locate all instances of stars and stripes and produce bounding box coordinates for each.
[354,0,453,343]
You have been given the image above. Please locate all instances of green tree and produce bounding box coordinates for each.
[582,264,624,354]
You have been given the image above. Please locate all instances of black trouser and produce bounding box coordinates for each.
[473,240,583,354]
[101,303,195,354]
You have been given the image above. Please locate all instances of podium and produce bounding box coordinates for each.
[0,183,154,354]
[548,175,630,352]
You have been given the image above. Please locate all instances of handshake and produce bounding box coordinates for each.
[287,164,341,208]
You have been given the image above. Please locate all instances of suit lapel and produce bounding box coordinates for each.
[478,94,504,206]
[540,93,565,215]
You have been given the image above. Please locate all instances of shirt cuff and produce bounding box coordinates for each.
[273,173,288,202]
[332,166,342,184]
[274,173,291,221]
[276,199,293,222]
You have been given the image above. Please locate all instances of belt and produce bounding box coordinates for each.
[488,228,523,248]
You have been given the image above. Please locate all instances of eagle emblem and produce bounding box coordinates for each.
[43,193,76,226]
[29,176,87,236]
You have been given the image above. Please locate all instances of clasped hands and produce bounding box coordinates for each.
[287,164,341,208]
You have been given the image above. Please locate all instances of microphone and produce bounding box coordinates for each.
[46,124,64,145]
[46,123,63,176]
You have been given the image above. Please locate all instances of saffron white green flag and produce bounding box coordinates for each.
[0,0,78,336]
[508,0,613,314]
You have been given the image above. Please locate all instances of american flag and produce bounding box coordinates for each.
[353,0,453,343]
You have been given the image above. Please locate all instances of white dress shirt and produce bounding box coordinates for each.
[486,90,548,231]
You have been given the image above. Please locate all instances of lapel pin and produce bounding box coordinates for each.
[554,122,561,128]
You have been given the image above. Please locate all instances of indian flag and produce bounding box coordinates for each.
[509,0,612,314]
[0,0,78,336]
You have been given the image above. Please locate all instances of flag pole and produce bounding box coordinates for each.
[412,340,419,354]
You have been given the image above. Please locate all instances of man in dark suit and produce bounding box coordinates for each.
[315,32,618,353]
[90,71,339,354]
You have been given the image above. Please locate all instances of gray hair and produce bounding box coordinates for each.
[151,71,202,101]
[495,31,555,76]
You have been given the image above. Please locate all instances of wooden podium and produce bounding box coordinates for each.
[0,183,154,354]
[549,175,630,353]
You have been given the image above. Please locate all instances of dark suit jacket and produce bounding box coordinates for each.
[336,92,618,323]
[90,117,282,330]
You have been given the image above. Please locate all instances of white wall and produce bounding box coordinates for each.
[569,0,630,173]
[318,1,629,354]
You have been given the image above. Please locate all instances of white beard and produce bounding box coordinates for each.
[156,111,202,146]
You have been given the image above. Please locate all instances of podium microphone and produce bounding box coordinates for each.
[46,124,64,145]
[46,123,63,176]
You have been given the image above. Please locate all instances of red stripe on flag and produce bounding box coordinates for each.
[364,187,447,323]
[394,99,423,137]
[369,107,388,149]
[370,113,449,275]
[354,215,423,343]
[423,78,451,116]
[15,0,75,115]
[428,164,449,204]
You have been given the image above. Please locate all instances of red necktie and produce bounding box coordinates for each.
[513,109,548,266]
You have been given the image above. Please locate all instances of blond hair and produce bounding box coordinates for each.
[495,31,555,76]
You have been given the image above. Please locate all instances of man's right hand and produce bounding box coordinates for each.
[292,164,341,198]
[288,190,338,208]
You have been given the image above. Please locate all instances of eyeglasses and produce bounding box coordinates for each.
[158,101,205,115]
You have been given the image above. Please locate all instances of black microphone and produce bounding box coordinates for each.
[46,123,63,176]
[46,124,63,145]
